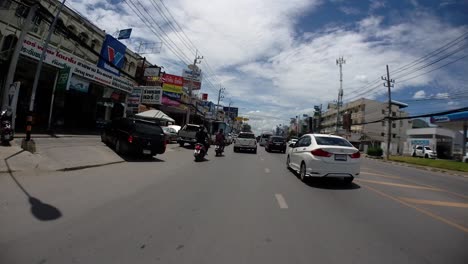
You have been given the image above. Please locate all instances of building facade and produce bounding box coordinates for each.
[0,0,141,132]
[320,98,411,154]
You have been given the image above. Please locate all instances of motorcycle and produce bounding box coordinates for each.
[194,143,206,162]
[215,144,224,157]
[0,109,13,145]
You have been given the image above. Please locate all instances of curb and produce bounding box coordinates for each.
[365,156,468,178]
[56,161,125,172]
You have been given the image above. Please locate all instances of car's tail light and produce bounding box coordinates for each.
[195,145,201,150]
[311,149,332,157]
[350,152,361,159]
[127,135,133,143]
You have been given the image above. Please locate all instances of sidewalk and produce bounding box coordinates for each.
[1,135,124,173]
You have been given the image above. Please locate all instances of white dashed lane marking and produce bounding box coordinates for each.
[275,194,288,209]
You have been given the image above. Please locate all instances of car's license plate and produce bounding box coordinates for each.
[143,149,151,155]
[275,143,281,145]
[335,154,347,161]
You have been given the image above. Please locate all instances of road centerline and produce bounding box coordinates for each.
[275,194,288,209]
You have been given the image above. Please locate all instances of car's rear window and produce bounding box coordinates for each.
[262,134,272,138]
[239,133,255,138]
[134,122,162,135]
[272,137,285,142]
[424,147,432,150]
[185,125,200,131]
[314,136,353,147]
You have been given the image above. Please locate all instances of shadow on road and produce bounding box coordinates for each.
[4,150,62,221]
[122,155,165,163]
[305,178,361,190]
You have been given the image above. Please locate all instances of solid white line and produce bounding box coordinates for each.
[275,194,288,209]
[265,168,270,173]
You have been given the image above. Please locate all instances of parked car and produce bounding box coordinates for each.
[265,136,287,153]
[286,134,360,184]
[412,145,437,159]
[162,126,178,142]
[168,125,181,133]
[178,124,207,147]
[234,132,257,153]
[463,153,468,163]
[101,118,167,157]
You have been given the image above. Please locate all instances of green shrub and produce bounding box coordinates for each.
[367,147,383,157]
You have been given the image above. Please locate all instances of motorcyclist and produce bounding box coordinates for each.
[215,129,226,152]
[195,126,210,154]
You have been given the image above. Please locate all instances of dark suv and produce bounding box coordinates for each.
[265,136,287,153]
[101,118,167,157]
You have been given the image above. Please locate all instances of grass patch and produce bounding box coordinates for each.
[389,156,468,173]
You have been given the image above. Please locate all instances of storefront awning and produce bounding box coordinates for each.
[136,109,175,122]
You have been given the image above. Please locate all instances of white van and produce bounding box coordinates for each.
[259,132,273,146]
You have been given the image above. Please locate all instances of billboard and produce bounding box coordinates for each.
[141,86,162,105]
[161,73,183,94]
[117,28,132,40]
[223,107,238,119]
[97,34,127,76]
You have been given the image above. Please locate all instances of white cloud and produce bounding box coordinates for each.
[435,93,449,99]
[369,0,386,12]
[339,6,361,15]
[413,90,426,99]
[64,0,468,131]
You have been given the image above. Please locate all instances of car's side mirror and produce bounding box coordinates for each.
[289,143,295,148]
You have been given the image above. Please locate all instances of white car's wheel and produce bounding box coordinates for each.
[300,162,307,182]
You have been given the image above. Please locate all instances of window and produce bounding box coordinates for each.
[1,34,17,53]
[54,18,65,35]
[0,0,12,9]
[239,133,255,139]
[33,14,42,26]
[15,5,29,18]
[314,136,352,147]
[128,61,135,73]
[381,109,385,115]
[67,25,76,37]
[392,112,396,117]
[78,32,89,44]
[90,39,100,50]
[381,132,385,137]
[382,121,385,126]
[393,134,396,138]
[133,121,162,135]
[400,120,403,126]
[392,123,396,128]
[298,136,311,147]
[271,137,285,143]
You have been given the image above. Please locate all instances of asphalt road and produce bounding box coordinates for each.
[1,143,467,264]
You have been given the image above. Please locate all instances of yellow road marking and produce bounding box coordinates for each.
[399,197,468,208]
[360,170,468,200]
[360,183,468,233]
[360,171,401,179]
[356,179,440,191]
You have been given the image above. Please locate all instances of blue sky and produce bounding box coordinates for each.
[67,0,468,134]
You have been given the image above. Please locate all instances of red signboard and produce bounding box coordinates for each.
[183,79,201,90]
[202,93,208,101]
[161,73,183,86]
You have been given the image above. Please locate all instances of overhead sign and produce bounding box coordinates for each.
[183,79,201,91]
[161,73,183,94]
[20,36,134,93]
[202,93,208,101]
[97,34,127,76]
[69,75,90,93]
[182,69,202,82]
[163,91,181,100]
[141,86,162,105]
[223,107,238,118]
[117,28,132,40]
[144,66,161,77]
[56,66,71,91]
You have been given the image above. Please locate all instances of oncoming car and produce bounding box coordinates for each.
[286,134,360,184]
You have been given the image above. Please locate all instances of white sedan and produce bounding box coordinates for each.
[286,134,360,183]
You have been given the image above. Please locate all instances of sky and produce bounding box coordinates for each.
[66,0,468,134]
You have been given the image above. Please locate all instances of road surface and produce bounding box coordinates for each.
[1,144,467,263]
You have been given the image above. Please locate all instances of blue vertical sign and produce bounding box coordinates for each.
[97,34,127,76]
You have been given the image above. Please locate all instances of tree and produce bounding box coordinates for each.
[241,123,252,132]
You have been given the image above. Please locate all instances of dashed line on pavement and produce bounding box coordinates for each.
[360,171,401,179]
[399,197,468,208]
[275,194,288,209]
[265,168,270,173]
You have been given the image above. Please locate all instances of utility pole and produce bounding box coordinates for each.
[216,87,225,121]
[1,3,39,109]
[185,51,203,125]
[24,0,66,152]
[227,99,233,124]
[335,57,345,133]
[382,65,395,160]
